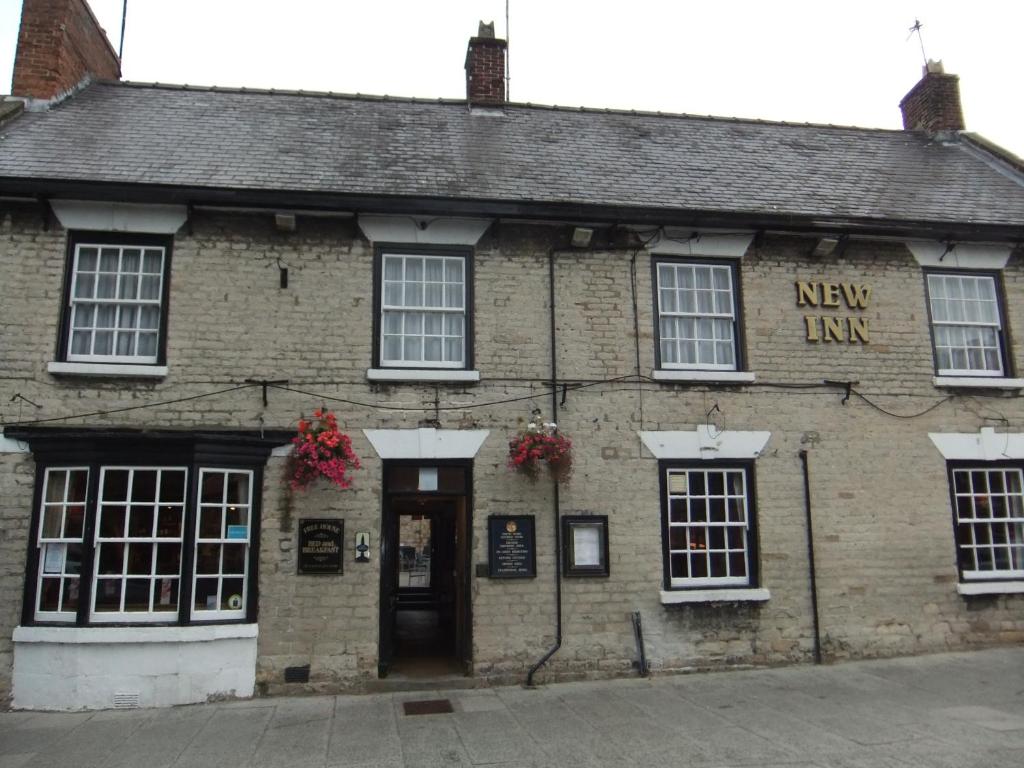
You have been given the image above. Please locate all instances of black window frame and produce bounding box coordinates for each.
[945,460,1024,585]
[922,268,1014,379]
[57,230,174,367]
[650,256,747,372]
[371,244,475,371]
[561,515,610,577]
[658,459,760,591]
[13,429,288,628]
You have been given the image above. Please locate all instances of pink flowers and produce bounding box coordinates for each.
[289,409,361,491]
[508,421,573,483]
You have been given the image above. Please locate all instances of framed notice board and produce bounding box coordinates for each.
[487,515,536,578]
[297,518,344,575]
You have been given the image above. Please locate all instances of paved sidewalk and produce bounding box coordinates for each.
[2,647,1023,767]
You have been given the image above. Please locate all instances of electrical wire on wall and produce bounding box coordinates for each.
[0,376,974,429]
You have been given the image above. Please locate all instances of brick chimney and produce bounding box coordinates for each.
[11,0,120,103]
[465,21,507,105]
[899,60,965,133]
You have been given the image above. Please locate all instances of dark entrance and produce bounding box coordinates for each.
[378,462,472,678]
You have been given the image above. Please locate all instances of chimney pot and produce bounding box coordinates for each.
[465,20,507,106]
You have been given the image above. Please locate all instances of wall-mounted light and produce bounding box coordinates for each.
[274,213,297,232]
[811,236,840,258]
[571,226,594,247]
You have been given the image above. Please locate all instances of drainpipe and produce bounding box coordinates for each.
[526,249,563,686]
[799,450,823,664]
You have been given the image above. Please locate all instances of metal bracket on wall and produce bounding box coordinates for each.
[245,378,290,408]
[823,379,858,405]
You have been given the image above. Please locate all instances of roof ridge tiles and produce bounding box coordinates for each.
[97,79,911,136]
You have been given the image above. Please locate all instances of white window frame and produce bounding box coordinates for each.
[64,238,168,366]
[378,251,468,369]
[662,464,756,589]
[949,465,1024,582]
[90,466,188,624]
[655,259,740,372]
[34,467,90,623]
[926,271,1007,378]
[190,468,254,622]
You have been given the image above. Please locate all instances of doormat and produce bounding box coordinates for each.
[403,699,454,716]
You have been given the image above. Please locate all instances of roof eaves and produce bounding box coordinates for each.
[4,176,1023,244]
[959,133,1024,186]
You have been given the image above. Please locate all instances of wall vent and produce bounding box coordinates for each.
[284,664,311,683]
[112,692,141,709]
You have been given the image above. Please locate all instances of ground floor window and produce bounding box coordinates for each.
[12,427,284,628]
[660,462,758,589]
[950,465,1024,581]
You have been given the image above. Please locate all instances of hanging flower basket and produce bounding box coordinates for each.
[508,421,573,483]
[288,409,361,491]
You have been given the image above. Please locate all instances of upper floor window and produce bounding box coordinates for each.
[654,260,741,371]
[377,250,470,369]
[926,272,1008,377]
[60,233,171,366]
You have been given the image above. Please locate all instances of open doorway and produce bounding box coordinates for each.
[379,462,471,679]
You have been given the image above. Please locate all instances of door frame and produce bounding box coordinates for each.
[378,459,473,677]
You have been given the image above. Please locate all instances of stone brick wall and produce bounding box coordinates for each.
[11,0,120,101]
[2,202,1023,701]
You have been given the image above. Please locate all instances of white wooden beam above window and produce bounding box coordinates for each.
[49,201,188,234]
[357,215,493,245]
[929,427,1024,460]
[907,241,1012,269]
[628,227,755,258]
[639,426,771,459]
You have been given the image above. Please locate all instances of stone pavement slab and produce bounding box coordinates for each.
[1,647,1023,768]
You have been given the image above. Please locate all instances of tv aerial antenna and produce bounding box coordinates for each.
[907,18,928,66]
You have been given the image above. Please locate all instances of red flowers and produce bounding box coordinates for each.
[289,409,361,491]
[508,422,573,483]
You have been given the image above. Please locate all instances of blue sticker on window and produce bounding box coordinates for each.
[226,525,248,540]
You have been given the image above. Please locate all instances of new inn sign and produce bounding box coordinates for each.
[796,281,871,344]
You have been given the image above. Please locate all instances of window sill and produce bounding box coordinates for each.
[14,623,257,644]
[48,362,168,379]
[367,368,481,383]
[652,370,756,384]
[660,588,770,604]
[957,581,1024,597]
[933,376,1024,390]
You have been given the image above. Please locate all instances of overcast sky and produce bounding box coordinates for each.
[1,1,1022,157]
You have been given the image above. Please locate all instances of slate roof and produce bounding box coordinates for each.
[1,81,1024,232]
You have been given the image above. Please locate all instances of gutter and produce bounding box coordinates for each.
[1,177,1023,244]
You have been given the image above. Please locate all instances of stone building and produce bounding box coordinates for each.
[1,0,1023,711]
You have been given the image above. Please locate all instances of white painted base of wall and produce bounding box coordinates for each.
[12,624,258,711]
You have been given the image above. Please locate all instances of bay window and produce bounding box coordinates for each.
[15,428,282,627]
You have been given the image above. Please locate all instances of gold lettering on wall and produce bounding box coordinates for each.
[848,317,869,343]
[822,316,845,341]
[796,280,871,345]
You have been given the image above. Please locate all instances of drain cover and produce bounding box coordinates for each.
[403,699,454,716]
